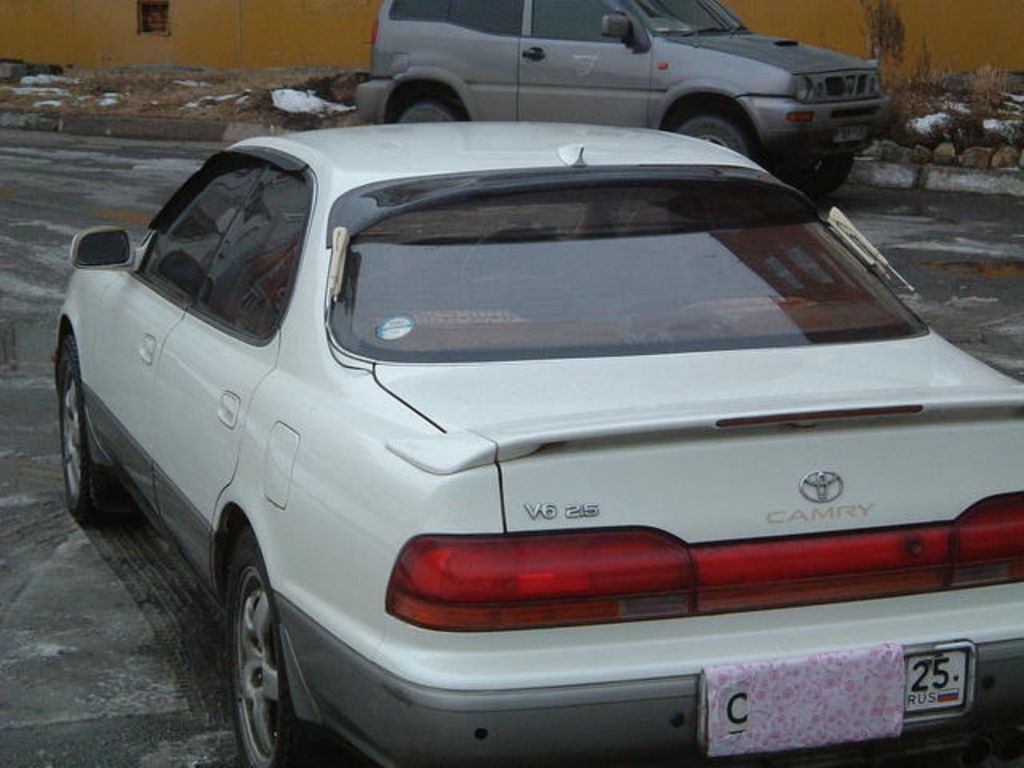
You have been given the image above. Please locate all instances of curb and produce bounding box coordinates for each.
[0,108,285,144]
[850,157,1024,197]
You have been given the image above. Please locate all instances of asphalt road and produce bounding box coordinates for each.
[0,129,1022,768]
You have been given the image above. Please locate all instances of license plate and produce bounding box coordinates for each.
[904,645,973,715]
[834,125,869,143]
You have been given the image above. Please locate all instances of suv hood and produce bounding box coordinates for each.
[665,33,874,75]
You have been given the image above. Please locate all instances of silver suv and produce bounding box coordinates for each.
[355,0,890,197]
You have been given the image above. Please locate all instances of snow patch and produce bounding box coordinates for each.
[947,296,1000,308]
[183,91,246,109]
[907,112,950,135]
[32,100,64,108]
[96,92,120,107]
[172,79,212,88]
[7,86,71,97]
[20,74,78,85]
[983,118,1021,137]
[270,88,354,115]
[0,493,44,509]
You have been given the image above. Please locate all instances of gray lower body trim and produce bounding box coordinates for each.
[276,597,1024,767]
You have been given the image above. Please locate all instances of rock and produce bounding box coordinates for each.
[0,60,27,82]
[912,145,933,165]
[933,143,957,166]
[960,147,994,169]
[991,145,1022,169]
[879,140,914,164]
[860,140,883,159]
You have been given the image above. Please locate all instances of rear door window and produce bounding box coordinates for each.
[331,179,923,362]
[449,0,524,35]
[194,168,312,341]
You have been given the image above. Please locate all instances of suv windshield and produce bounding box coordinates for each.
[633,0,744,33]
[330,178,922,363]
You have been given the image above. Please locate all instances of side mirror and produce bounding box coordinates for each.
[601,12,633,42]
[71,227,132,269]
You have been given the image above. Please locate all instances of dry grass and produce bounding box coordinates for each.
[885,64,1023,151]
[0,67,366,129]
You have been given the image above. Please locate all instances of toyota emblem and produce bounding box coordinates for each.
[800,471,844,503]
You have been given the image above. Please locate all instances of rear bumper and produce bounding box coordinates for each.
[278,597,1024,767]
[355,78,391,124]
[740,94,890,162]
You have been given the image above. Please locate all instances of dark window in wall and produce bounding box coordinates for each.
[139,2,170,35]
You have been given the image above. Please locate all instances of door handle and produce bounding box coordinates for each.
[522,46,546,62]
[218,392,241,430]
[139,333,157,366]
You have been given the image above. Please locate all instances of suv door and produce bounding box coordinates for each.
[150,163,312,577]
[387,0,524,120]
[518,0,652,125]
[87,158,262,508]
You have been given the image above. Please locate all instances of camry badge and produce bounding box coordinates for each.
[800,471,844,503]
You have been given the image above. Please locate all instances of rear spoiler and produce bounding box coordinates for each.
[388,389,1024,475]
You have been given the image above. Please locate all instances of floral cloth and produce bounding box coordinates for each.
[704,643,905,757]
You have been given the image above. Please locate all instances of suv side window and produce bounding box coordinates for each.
[391,0,449,21]
[449,0,523,36]
[194,168,312,340]
[142,162,262,303]
[531,0,610,41]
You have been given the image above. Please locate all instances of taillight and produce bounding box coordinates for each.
[387,530,692,631]
[954,493,1024,586]
[370,18,379,45]
[693,525,950,614]
[387,493,1024,631]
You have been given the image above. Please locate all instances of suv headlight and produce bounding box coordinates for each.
[794,76,813,103]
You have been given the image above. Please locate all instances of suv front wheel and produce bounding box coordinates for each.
[672,113,757,159]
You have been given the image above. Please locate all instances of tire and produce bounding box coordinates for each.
[396,98,463,123]
[672,113,757,159]
[228,528,297,768]
[780,154,856,199]
[57,335,124,525]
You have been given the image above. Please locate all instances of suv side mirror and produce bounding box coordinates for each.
[601,12,633,42]
[71,227,132,269]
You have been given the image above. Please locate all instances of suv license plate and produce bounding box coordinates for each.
[834,125,869,143]
[904,647,972,714]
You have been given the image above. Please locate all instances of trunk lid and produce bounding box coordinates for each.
[376,335,1024,542]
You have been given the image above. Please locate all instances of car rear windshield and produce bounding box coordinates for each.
[329,180,923,363]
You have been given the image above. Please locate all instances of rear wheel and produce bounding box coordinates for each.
[397,98,463,123]
[672,113,757,159]
[229,528,296,768]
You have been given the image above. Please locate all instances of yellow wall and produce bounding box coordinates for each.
[0,0,377,69]
[0,0,1021,73]
[729,0,1024,74]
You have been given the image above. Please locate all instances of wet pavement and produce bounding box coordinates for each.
[0,129,1022,768]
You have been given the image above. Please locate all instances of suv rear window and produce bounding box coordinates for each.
[392,0,524,35]
[330,179,923,362]
[391,0,448,21]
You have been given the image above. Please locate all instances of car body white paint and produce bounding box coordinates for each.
[60,123,1024,763]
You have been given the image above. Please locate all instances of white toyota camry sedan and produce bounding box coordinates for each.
[57,123,1024,767]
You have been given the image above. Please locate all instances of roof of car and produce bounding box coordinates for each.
[234,122,762,184]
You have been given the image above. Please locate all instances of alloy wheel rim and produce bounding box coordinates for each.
[62,376,81,503]
[235,568,279,767]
